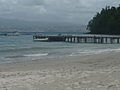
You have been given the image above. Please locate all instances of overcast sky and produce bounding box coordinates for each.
[0,0,120,25]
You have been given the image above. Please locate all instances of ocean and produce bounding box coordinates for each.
[0,33,120,63]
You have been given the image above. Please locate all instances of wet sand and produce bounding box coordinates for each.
[0,52,120,90]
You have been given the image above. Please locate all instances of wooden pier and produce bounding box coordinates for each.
[33,35,120,44]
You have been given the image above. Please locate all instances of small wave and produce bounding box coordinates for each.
[5,55,25,58]
[5,53,48,59]
[0,47,50,53]
[24,53,48,57]
[69,48,120,56]
[0,45,73,53]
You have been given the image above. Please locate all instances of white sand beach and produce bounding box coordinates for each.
[0,52,120,90]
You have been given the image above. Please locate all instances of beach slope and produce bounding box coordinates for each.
[0,52,120,90]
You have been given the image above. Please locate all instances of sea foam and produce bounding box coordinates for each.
[69,48,120,56]
[24,53,48,57]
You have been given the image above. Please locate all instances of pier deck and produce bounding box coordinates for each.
[33,35,120,44]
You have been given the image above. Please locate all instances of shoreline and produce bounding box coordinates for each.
[0,50,118,67]
[0,52,120,90]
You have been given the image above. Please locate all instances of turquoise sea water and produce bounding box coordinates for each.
[0,34,120,63]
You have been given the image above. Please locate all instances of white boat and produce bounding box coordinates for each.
[6,32,20,36]
[33,38,49,42]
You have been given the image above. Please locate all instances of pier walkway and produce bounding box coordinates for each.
[33,35,120,44]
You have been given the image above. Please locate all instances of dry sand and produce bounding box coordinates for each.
[0,52,120,90]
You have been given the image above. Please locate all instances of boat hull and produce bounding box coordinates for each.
[33,38,49,42]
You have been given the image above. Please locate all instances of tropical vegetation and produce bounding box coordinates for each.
[87,5,120,34]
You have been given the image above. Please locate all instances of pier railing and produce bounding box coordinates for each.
[33,35,120,44]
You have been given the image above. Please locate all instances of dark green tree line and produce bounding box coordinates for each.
[87,5,120,34]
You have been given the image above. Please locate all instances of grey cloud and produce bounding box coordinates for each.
[17,0,45,6]
[0,0,120,24]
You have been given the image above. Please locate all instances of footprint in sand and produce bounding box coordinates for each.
[107,85,118,90]
[10,85,32,90]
